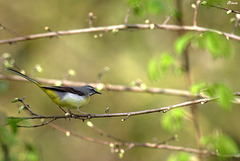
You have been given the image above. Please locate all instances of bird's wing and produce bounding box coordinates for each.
[41,86,85,96]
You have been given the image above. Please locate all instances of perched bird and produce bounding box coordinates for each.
[7,68,101,113]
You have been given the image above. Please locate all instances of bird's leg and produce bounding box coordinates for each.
[68,109,74,116]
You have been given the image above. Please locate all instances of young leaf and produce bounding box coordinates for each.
[160,53,174,71]
[175,32,195,55]
[146,0,165,15]
[205,83,234,110]
[217,84,234,110]
[167,152,191,161]
[161,109,184,133]
[191,82,207,94]
[205,32,231,58]
[18,106,25,114]
[148,58,159,81]
[0,81,8,94]
[202,133,239,156]
[148,53,175,81]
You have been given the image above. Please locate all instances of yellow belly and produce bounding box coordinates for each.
[43,88,90,109]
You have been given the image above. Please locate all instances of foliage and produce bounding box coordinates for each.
[161,109,184,133]
[0,81,8,94]
[202,132,239,157]
[175,32,195,55]
[167,152,192,161]
[205,83,234,110]
[148,52,182,81]
[175,32,232,59]
[200,32,232,58]
[127,0,171,16]
[0,114,40,161]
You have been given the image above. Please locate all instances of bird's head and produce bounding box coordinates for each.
[83,85,102,96]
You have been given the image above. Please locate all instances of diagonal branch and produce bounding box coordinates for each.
[49,123,240,159]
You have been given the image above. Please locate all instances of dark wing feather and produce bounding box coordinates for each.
[41,86,85,96]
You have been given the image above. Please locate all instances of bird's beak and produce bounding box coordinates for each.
[95,91,102,95]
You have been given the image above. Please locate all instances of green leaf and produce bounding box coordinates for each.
[175,32,195,55]
[202,133,239,156]
[167,152,191,161]
[7,118,22,134]
[160,53,174,71]
[205,83,234,110]
[127,0,143,16]
[217,84,234,110]
[148,58,159,81]
[205,32,231,58]
[24,142,40,161]
[161,109,184,133]
[18,106,25,114]
[173,66,183,77]
[201,0,224,5]
[148,53,175,81]
[191,82,207,94]
[11,98,20,103]
[146,0,165,15]
[0,81,8,94]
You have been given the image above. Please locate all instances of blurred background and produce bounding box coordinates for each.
[0,0,240,160]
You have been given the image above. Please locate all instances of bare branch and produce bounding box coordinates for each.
[124,8,131,24]
[0,23,25,37]
[88,12,94,28]
[193,0,201,26]
[17,118,56,128]
[201,3,240,14]
[8,97,215,122]
[49,123,240,159]
[0,24,239,45]
[0,73,204,98]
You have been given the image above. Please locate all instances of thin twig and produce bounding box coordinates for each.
[88,12,94,28]
[48,123,240,158]
[124,8,131,24]
[201,3,240,14]
[163,16,171,25]
[0,23,25,37]
[193,0,201,26]
[232,17,240,34]
[0,24,240,45]
[17,118,56,128]
[86,121,127,143]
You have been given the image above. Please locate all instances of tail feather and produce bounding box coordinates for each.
[7,68,42,87]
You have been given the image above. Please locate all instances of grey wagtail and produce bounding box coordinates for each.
[7,68,101,112]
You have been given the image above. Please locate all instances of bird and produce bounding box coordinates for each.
[7,68,101,113]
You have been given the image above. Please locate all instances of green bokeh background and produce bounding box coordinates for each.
[0,0,240,160]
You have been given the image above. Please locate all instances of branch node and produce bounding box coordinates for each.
[121,113,131,122]
[105,107,110,114]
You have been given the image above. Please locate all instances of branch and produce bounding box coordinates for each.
[201,2,240,14]
[0,24,240,45]
[49,123,208,154]
[193,0,201,26]
[8,97,214,122]
[49,123,240,159]
[2,73,240,108]
[0,73,202,98]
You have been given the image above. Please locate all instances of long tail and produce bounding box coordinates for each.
[7,68,42,87]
